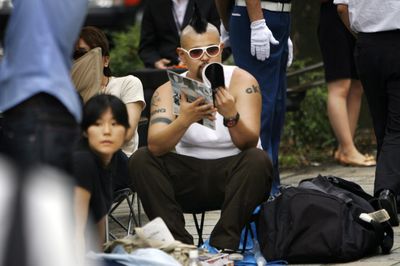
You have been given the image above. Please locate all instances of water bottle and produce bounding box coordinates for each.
[188,249,202,266]
[253,238,267,266]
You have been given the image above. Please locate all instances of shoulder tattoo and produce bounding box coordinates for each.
[150,117,172,125]
[151,91,161,107]
[245,85,260,94]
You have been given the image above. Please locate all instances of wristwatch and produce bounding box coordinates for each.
[223,112,240,128]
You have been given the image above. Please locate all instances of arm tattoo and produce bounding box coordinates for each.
[245,85,260,94]
[151,91,161,107]
[150,108,166,116]
[150,117,172,125]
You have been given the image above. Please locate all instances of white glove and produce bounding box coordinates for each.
[287,37,293,68]
[250,19,279,61]
[220,22,230,48]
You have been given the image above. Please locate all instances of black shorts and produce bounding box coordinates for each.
[317,0,359,82]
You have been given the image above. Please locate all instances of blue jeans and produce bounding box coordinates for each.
[229,6,290,192]
[0,93,79,175]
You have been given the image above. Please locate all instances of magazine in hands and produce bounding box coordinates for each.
[166,62,225,130]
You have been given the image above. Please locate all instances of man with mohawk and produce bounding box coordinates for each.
[129,5,272,251]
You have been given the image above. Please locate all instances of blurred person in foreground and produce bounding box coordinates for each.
[0,0,88,265]
[335,0,400,226]
[129,7,272,251]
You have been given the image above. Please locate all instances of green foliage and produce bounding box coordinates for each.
[109,24,144,76]
[285,87,334,148]
[280,60,336,167]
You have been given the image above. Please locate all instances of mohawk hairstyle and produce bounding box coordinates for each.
[188,2,208,34]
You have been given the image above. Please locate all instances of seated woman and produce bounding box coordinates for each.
[72,26,145,157]
[73,94,130,258]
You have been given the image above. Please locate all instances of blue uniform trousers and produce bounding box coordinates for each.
[229,6,290,191]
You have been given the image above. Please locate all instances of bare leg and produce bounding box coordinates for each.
[328,79,354,154]
[97,216,106,248]
[347,79,363,138]
[327,79,375,166]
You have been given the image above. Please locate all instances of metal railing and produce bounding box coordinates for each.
[287,62,325,93]
[286,62,325,112]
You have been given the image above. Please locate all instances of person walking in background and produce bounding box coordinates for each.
[215,0,292,193]
[0,0,88,265]
[72,26,146,157]
[335,0,400,226]
[139,0,221,69]
[318,0,375,167]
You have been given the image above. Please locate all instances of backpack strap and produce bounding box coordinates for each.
[325,175,375,202]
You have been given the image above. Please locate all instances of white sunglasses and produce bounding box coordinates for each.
[180,44,222,59]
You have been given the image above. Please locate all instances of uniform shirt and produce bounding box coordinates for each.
[102,75,146,156]
[333,0,400,33]
[0,0,87,121]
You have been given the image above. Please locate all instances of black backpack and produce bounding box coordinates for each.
[257,175,394,263]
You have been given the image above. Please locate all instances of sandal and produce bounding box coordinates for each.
[338,154,376,167]
[364,153,376,161]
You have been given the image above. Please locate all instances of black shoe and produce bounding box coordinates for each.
[397,195,400,213]
[379,189,399,226]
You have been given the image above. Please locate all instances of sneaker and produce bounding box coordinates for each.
[200,239,219,254]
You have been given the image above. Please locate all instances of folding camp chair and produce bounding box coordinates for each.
[106,188,139,241]
[191,211,207,247]
[191,210,255,251]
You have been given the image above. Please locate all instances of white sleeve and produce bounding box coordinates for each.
[120,75,146,110]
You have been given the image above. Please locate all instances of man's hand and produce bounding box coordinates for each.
[214,87,237,118]
[287,37,293,68]
[154,58,171,69]
[250,19,279,61]
[178,93,217,127]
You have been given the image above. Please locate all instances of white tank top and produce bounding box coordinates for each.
[175,65,243,159]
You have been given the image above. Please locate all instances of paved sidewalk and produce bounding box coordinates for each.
[110,163,400,265]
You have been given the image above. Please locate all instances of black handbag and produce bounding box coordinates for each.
[257,175,393,263]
